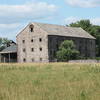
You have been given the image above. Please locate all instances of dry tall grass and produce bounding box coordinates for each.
[0,63,100,100]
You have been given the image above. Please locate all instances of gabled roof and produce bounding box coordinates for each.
[34,22,95,39]
[0,45,17,54]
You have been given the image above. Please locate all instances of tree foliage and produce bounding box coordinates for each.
[0,38,11,51]
[69,20,100,57]
[56,40,79,62]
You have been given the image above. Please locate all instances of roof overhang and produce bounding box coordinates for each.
[0,51,17,54]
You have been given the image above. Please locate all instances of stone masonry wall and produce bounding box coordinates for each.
[16,23,49,63]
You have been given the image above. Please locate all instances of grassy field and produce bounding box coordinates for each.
[0,63,100,100]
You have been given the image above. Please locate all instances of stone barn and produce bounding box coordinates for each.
[16,22,96,63]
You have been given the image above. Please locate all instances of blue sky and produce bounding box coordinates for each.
[0,0,100,41]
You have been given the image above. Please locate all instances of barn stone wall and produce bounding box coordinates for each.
[17,23,49,63]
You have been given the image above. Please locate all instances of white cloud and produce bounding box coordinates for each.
[65,0,100,8]
[64,17,100,25]
[0,23,25,40]
[64,16,80,25]
[0,23,20,29]
[0,2,57,40]
[0,2,57,24]
[91,18,100,25]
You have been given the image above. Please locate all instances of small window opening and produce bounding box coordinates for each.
[32,58,34,62]
[23,48,26,52]
[31,28,33,32]
[29,24,34,32]
[40,48,42,51]
[23,58,26,62]
[31,39,33,42]
[31,48,34,52]
[22,40,25,43]
[39,38,42,42]
[40,58,42,61]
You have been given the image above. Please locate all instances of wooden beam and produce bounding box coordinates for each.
[0,54,1,63]
[4,56,5,63]
[8,53,11,63]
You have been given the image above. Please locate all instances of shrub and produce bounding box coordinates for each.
[56,40,80,62]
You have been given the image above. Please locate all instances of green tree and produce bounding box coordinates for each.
[70,20,92,32]
[69,20,100,57]
[0,38,11,51]
[56,40,79,62]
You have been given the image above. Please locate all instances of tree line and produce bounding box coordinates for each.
[69,19,100,57]
[0,38,12,51]
[57,20,100,61]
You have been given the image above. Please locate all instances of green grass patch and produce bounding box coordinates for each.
[0,63,100,100]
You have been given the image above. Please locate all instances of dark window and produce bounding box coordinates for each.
[23,48,26,52]
[22,40,25,43]
[40,58,42,61]
[40,48,42,51]
[29,25,34,32]
[23,58,26,62]
[31,39,33,42]
[31,48,34,52]
[39,38,42,42]
[31,28,33,32]
[32,58,34,62]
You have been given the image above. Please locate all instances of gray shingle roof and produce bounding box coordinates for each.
[34,22,95,39]
[0,45,17,54]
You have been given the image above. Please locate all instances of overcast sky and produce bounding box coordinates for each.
[0,0,100,40]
